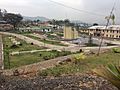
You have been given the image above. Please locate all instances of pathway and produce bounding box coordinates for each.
[0,32,65,50]
[10,49,52,55]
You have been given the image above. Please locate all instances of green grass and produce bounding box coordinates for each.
[3,36,43,52]
[85,43,98,47]
[25,34,67,46]
[4,49,72,69]
[39,50,120,76]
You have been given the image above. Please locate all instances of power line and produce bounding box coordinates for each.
[47,0,105,17]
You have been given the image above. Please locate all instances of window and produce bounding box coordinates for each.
[106,35,108,37]
[112,35,114,38]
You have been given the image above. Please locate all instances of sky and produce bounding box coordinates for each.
[0,0,120,24]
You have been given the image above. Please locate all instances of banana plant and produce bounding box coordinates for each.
[93,64,120,89]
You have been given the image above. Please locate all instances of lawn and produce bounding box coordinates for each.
[4,49,72,69]
[25,34,68,46]
[3,36,43,52]
[39,50,120,76]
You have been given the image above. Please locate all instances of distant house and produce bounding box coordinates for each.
[81,25,120,39]
[19,26,52,33]
[63,26,79,40]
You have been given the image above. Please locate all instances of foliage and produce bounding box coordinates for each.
[85,43,98,47]
[93,23,99,26]
[113,48,120,53]
[10,44,19,49]
[3,13,23,29]
[72,53,86,64]
[93,64,120,89]
[39,50,120,77]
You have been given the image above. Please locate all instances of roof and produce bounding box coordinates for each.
[88,25,120,30]
[0,20,7,24]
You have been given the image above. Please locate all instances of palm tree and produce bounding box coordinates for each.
[111,14,115,25]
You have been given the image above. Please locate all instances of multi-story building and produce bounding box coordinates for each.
[63,26,79,40]
[80,25,120,39]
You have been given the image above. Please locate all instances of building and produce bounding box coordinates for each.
[80,25,120,39]
[19,26,52,33]
[63,26,79,40]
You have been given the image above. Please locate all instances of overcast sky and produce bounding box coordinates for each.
[0,0,120,24]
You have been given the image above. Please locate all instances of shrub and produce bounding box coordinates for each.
[43,56,49,60]
[39,53,42,57]
[31,43,34,45]
[113,48,120,53]
[19,43,23,46]
[10,44,19,49]
[72,53,86,64]
[39,71,48,76]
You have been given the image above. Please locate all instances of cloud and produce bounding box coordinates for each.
[0,0,119,24]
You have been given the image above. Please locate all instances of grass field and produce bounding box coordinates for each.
[25,34,67,46]
[3,43,71,69]
[3,36,43,52]
[39,50,120,76]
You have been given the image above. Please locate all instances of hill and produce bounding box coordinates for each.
[23,16,50,22]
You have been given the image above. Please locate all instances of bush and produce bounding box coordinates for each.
[113,48,120,53]
[10,44,19,49]
[39,53,42,56]
[31,43,34,45]
[43,56,49,60]
[19,43,23,46]
[39,71,48,76]
[72,53,86,64]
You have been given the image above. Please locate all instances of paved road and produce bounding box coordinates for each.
[0,35,4,69]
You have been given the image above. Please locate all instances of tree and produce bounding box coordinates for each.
[64,19,70,26]
[0,9,7,20]
[3,13,23,29]
[0,9,3,20]
[93,23,98,26]
[111,14,115,25]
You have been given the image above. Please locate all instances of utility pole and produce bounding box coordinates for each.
[97,3,115,56]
